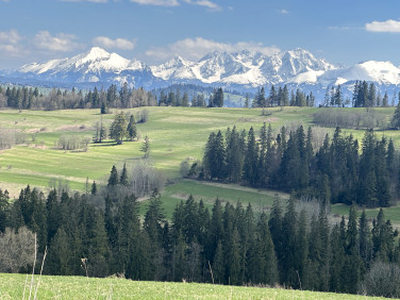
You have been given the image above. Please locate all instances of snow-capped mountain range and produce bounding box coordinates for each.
[2,46,400,96]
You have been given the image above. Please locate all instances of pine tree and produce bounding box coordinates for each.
[45,227,72,275]
[391,99,400,129]
[0,189,9,233]
[140,135,151,158]
[329,224,345,292]
[91,181,97,195]
[107,165,119,187]
[46,189,61,244]
[243,127,258,186]
[115,194,140,275]
[213,240,225,283]
[255,212,278,285]
[281,196,299,287]
[109,111,127,145]
[86,210,111,277]
[269,194,283,267]
[119,163,129,186]
[225,126,243,182]
[127,114,137,141]
[204,131,226,180]
[207,198,224,263]
[359,210,372,269]
[244,93,250,108]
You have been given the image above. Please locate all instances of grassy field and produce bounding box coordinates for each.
[0,273,385,299]
[0,106,399,223]
[148,179,289,218]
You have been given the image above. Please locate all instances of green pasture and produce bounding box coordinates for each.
[1,106,400,223]
[0,106,319,196]
[151,179,289,218]
[0,273,385,299]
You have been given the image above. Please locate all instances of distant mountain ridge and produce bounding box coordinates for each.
[2,47,400,97]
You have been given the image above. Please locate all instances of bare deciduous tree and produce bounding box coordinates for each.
[359,262,400,298]
[131,161,165,198]
[0,227,35,273]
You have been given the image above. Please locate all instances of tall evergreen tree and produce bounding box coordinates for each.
[243,127,259,186]
[119,163,129,186]
[109,112,127,145]
[107,165,119,187]
[127,114,137,141]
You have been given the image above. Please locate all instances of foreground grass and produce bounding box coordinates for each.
[0,273,384,299]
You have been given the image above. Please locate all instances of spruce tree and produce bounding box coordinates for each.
[109,111,127,145]
[45,227,72,275]
[120,163,129,186]
[391,100,400,129]
[281,196,301,287]
[255,212,278,285]
[225,126,243,182]
[243,127,258,186]
[107,165,119,187]
[212,240,225,284]
[127,114,137,141]
[0,189,9,233]
[359,210,372,269]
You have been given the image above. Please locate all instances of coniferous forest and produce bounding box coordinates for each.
[2,80,400,298]
[197,124,397,208]
[1,183,400,297]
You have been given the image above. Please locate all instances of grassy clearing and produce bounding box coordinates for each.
[0,273,384,299]
[0,106,318,196]
[1,107,400,222]
[147,179,289,218]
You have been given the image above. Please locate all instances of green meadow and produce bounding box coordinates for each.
[0,273,385,299]
[0,106,399,222]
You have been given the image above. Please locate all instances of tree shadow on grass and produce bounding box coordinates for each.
[91,142,118,147]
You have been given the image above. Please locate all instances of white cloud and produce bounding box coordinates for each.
[145,37,280,62]
[0,29,21,44]
[366,19,400,33]
[33,31,80,52]
[93,36,135,50]
[184,0,221,11]
[328,26,350,31]
[130,0,179,6]
[280,9,289,14]
[0,29,25,56]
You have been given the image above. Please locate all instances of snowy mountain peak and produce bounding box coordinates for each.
[6,47,400,94]
[84,47,111,60]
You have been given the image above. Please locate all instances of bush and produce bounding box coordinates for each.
[313,108,388,129]
[57,135,91,151]
[180,160,190,177]
[0,128,25,149]
[137,109,149,123]
[0,227,35,273]
[130,161,165,197]
[359,262,400,298]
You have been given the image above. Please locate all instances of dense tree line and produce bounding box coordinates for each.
[251,85,315,108]
[352,81,391,108]
[196,124,398,208]
[1,186,400,297]
[323,81,397,108]
[0,84,157,111]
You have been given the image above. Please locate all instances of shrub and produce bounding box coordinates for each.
[0,227,35,273]
[359,262,400,298]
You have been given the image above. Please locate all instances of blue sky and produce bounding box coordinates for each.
[1,0,400,68]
